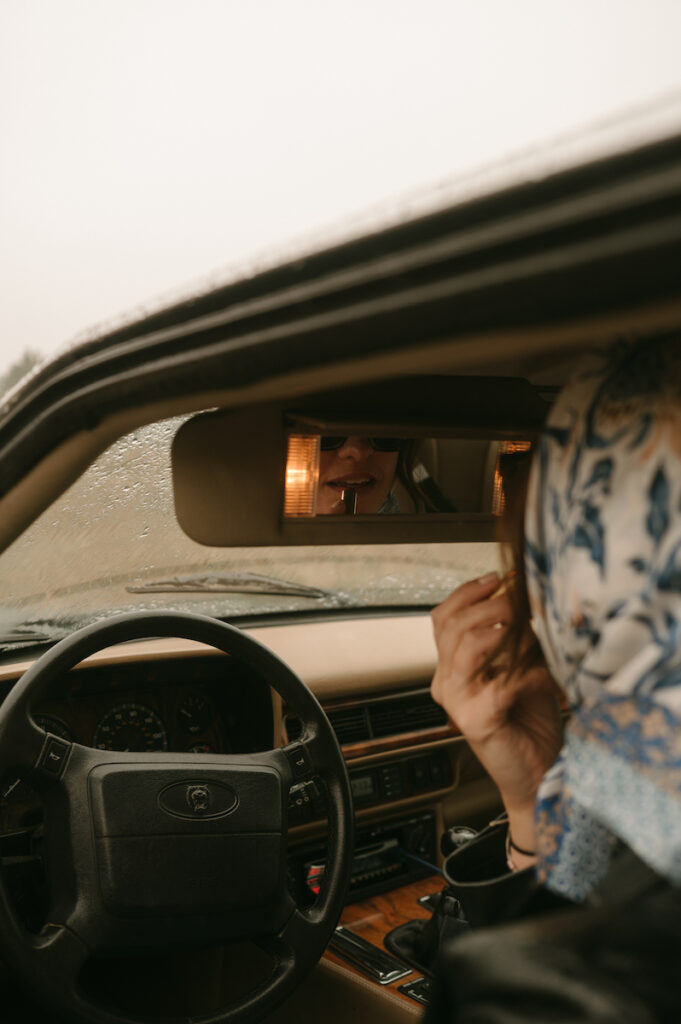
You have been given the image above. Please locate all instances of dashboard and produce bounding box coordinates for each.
[0,617,498,853]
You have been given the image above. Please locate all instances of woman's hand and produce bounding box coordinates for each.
[431,573,563,856]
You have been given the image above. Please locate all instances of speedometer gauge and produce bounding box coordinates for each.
[93,704,167,752]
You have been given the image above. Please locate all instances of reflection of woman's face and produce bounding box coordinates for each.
[317,437,399,514]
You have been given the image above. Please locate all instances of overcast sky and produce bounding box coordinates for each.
[2,0,681,374]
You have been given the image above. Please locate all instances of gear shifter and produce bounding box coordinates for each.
[383,825,478,975]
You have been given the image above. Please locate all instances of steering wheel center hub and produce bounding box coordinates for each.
[89,760,287,927]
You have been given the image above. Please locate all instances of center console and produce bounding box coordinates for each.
[286,743,457,1010]
[288,810,438,905]
[325,873,444,1009]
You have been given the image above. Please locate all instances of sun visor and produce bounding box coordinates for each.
[172,377,546,547]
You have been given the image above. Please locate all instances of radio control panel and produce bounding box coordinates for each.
[287,750,451,826]
[288,811,438,904]
[349,750,451,807]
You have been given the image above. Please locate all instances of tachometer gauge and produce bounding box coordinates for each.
[34,715,73,743]
[93,704,167,752]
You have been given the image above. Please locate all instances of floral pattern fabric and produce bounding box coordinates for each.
[524,338,681,900]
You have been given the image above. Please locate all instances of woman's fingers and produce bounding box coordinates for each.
[456,592,511,632]
[505,665,563,701]
[430,625,503,706]
[431,575,511,713]
[453,626,503,680]
[432,593,511,664]
[432,576,509,641]
[432,616,501,681]
[431,572,500,630]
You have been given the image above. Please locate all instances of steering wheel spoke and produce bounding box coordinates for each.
[295,729,336,776]
[267,740,315,787]
[270,906,325,962]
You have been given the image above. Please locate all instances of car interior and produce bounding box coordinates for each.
[0,118,680,1023]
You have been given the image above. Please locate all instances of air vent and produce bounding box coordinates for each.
[369,694,447,737]
[285,691,447,748]
[326,707,370,744]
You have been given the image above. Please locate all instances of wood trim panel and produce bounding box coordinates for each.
[341,724,457,759]
[323,875,443,1007]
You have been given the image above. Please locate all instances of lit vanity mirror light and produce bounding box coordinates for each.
[284,435,320,517]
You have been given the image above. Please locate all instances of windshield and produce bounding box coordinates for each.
[0,417,498,641]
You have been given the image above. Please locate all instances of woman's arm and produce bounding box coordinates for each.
[431,573,564,866]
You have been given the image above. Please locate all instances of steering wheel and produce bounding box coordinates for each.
[0,611,354,1024]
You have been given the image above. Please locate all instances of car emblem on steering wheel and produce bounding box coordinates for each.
[186,784,210,814]
[158,778,238,819]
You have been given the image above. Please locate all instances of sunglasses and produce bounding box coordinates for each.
[319,436,408,452]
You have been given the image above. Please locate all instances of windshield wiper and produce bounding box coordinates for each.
[0,630,54,652]
[0,630,51,643]
[125,572,333,599]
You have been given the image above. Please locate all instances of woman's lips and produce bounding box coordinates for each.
[324,475,376,490]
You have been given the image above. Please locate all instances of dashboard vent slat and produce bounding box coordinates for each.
[369,694,447,738]
[326,707,370,744]
[287,691,448,748]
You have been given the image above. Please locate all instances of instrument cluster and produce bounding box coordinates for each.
[0,653,277,870]
[30,654,274,756]
[34,689,218,754]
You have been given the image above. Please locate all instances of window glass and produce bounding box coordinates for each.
[0,418,498,639]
